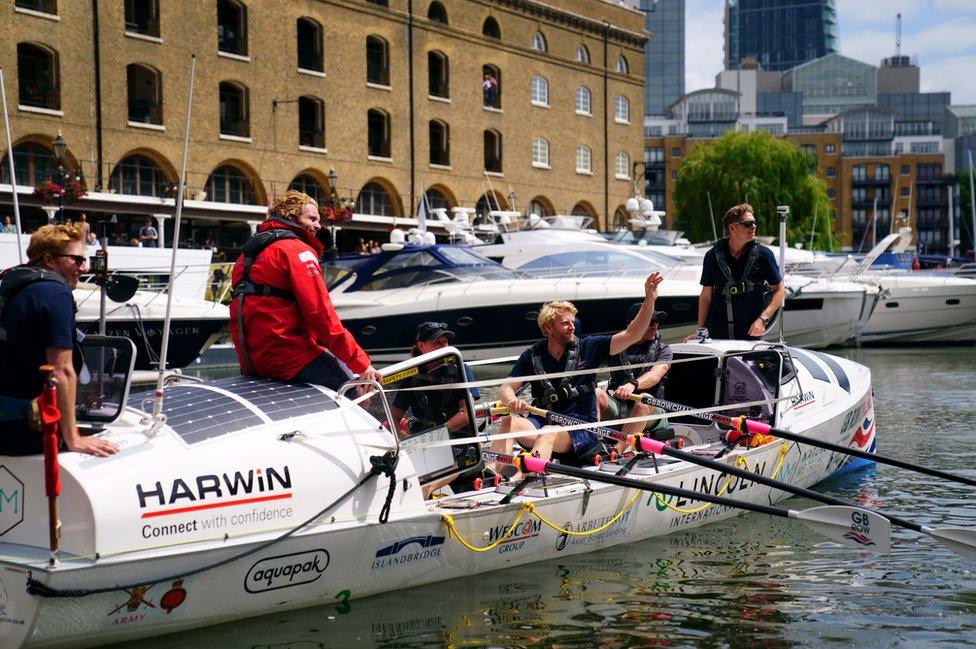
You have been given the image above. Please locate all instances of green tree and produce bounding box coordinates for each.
[673,131,836,249]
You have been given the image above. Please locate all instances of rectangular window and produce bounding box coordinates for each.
[900,187,910,197]
[16,0,57,14]
[532,139,549,167]
[900,164,910,175]
[575,147,591,174]
[825,144,836,153]
[671,147,681,157]
[826,166,836,177]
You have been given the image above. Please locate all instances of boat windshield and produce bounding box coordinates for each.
[517,250,673,278]
[329,245,520,292]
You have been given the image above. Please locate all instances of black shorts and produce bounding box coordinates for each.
[0,419,43,456]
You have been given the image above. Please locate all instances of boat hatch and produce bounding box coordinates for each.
[720,351,784,422]
[375,346,482,487]
[76,335,137,425]
[126,377,338,445]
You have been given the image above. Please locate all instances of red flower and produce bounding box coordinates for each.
[33,180,63,201]
[321,205,354,223]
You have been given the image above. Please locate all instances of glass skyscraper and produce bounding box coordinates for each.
[643,0,685,116]
[724,0,838,72]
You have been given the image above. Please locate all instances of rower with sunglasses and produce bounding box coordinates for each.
[0,224,118,456]
[692,202,784,341]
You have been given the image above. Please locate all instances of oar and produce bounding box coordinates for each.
[482,450,891,554]
[632,393,976,490]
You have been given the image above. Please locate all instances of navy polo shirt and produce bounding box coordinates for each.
[700,240,781,339]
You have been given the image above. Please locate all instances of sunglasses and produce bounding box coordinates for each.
[649,319,659,326]
[735,220,758,229]
[51,253,87,265]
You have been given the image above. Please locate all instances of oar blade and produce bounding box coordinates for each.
[929,528,976,562]
[796,506,891,554]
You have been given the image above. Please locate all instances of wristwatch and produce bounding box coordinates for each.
[627,379,640,391]
[760,315,770,325]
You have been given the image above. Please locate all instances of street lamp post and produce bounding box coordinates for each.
[52,132,67,223]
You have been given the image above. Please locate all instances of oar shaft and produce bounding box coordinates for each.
[518,454,792,520]
[635,394,976,490]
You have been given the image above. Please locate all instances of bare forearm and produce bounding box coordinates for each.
[697,287,712,327]
[763,283,785,318]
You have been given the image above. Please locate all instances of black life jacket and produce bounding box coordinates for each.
[406,361,461,426]
[231,228,300,375]
[0,266,83,396]
[609,336,666,399]
[530,337,592,406]
[713,238,769,339]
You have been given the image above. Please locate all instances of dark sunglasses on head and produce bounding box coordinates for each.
[735,220,758,229]
[51,253,87,265]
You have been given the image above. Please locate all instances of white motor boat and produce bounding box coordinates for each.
[0,336,886,648]
[324,243,705,363]
[477,231,878,349]
[73,282,228,370]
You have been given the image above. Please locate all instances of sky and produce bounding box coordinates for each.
[684,0,976,104]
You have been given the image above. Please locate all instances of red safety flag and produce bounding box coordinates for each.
[37,382,61,498]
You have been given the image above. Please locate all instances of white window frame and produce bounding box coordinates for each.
[576,44,590,64]
[530,75,549,107]
[575,86,591,115]
[575,145,591,174]
[614,95,630,123]
[616,55,628,74]
[532,138,550,169]
[614,152,630,179]
[532,32,547,52]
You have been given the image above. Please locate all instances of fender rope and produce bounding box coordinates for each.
[26,451,398,599]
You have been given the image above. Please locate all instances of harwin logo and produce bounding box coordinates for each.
[245,549,330,593]
[136,466,292,518]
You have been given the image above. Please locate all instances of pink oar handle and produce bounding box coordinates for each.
[633,435,665,454]
[521,455,549,474]
[743,419,772,435]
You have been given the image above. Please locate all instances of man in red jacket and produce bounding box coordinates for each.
[230,190,381,390]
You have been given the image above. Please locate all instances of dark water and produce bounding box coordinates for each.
[133,347,976,648]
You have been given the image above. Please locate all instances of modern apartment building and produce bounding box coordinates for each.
[724,0,837,72]
[642,0,684,116]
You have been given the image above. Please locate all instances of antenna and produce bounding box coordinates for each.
[895,12,902,57]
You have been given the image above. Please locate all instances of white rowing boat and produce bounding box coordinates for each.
[0,338,880,647]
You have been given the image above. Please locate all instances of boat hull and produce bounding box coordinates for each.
[860,275,976,344]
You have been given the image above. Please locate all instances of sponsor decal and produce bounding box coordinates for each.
[486,519,542,554]
[136,465,292,518]
[245,549,331,593]
[789,390,816,410]
[297,250,318,264]
[160,580,187,614]
[0,466,25,536]
[851,416,875,448]
[555,509,634,551]
[107,585,155,626]
[845,510,876,546]
[371,535,444,571]
[0,575,25,626]
[382,366,419,385]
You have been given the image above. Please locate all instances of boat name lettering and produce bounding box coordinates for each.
[136,466,292,508]
[371,535,445,571]
[104,326,201,338]
[245,549,331,593]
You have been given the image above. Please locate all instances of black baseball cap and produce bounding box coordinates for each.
[416,321,455,342]
[626,302,667,325]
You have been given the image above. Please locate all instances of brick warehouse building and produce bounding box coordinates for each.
[0,0,647,249]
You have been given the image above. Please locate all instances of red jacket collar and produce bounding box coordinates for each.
[258,218,324,254]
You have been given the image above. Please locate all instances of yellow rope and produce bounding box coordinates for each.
[652,455,746,513]
[441,503,532,552]
[525,490,640,536]
[769,442,790,479]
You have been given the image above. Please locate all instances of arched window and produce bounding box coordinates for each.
[428,51,449,98]
[207,164,256,204]
[482,64,501,109]
[218,81,249,137]
[476,192,505,221]
[530,75,548,107]
[427,1,447,24]
[526,198,552,217]
[125,0,160,37]
[614,95,630,123]
[17,43,60,110]
[127,64,163,125]
[367,109,391,158]
[110,155,166,196]
[217,0,248,56]
[429,120,450,166]
[615,152,630,179]
[289,173,327,205]
[531,32,547,52]
[576,44,590,64]
[1,143,52,186]
[298,96,325,148]
[575,86,591,115]
[297,17,323,72]
[615,54,629,74]
[532,138,550,168]
[572,202,595,218]
[484,129,502,173]
[421,187,451,211]
[575,145,591,174]
[356,181,395,216]
[482,16,500,39]
[366,35,390,86]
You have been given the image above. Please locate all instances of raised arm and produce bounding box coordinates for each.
[610,273,662,355]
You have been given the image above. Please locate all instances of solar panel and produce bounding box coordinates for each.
[127,376,339,445]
